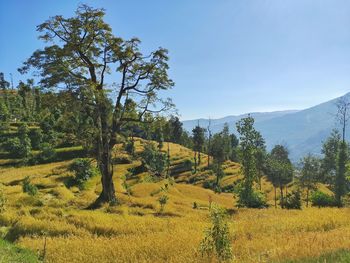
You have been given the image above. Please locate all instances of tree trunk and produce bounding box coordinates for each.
[198,151,201,166]
[94,93,116,206]
[306,187,309,207]
[194,151,197,173]
[274,186,277,208]
[280,186,284,208]
[207,138,211,169]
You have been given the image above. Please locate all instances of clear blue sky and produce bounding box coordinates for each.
[1,0,350,120]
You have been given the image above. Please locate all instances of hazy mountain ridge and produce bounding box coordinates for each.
[182,93,350,161]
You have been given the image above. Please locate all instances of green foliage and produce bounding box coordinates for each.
[265,145,293,208]
[335,142,348,206]
[22,176,38,196]
[199,205,233,262]
[3,138,22,157]
[321,129,341,184]
[29,128,43,149]
[299,154,321,206]
[236,184,268,208]
[141,143,167,177]
[311,190,336,208]
[236,116,265,195]
[35,143,57,163]
[69,158,99,186]
[283,190,302,210]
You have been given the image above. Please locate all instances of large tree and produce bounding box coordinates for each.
[20,5,174,204]
[236,116,265,194]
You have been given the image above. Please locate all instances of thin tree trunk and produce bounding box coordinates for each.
[274,186,277,208]
[306,187,309,207]
[280,186,284,208]
[194,151,197,173]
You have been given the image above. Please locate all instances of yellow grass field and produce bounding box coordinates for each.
[0,140,349,262]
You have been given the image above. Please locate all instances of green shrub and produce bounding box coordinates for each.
[22,177,38,196]
[69,158,99,186]
[283,190,302,209]
[29,128,43,149]
[2,138,22,156]
[236,185,268,208]
[199,205,233,262]
[35,143,57,163]
[311,191,336,208]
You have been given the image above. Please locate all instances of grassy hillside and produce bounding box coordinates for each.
[0,138,347,262]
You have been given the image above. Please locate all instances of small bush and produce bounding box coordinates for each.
[199,205,233,262]
[283,190,302,209]
[236,185,268,208]
[311,191,336,208]
[69,158,99,186]
[22,177,38,196]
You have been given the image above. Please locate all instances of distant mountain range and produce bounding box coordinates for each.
[182,93,350,161]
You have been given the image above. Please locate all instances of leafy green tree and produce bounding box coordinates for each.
[299,154,321,207]
[335,142,348,206]
[20,5,174,204]
[17,123,32,159]
[236,116,263,198]
[141,143,167,177]
[229,133,239,162]
[321,129,341,184]
[192,125,206,172]
[265,145,293,208]
[167,116,183,144]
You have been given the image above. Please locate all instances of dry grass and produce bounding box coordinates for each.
[0,140,347,262]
